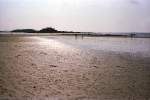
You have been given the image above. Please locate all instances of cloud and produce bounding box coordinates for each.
[129,0,140,5]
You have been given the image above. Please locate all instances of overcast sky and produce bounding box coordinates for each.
[0,0,150,32]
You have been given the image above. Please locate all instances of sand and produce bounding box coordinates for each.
[0,36,150,100]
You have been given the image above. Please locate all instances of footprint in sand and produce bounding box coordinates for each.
[116,66,125,68]
[49,65,58,68]
[31,63,36,66]
[40,52,47,55]
[33,86,36,89]
[15,45,22,48]
[15,54,22,58]
[90,65,98,68]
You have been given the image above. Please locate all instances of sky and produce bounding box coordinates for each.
[0,0,150,32]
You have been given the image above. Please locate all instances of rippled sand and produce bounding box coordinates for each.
[0,36,150,100]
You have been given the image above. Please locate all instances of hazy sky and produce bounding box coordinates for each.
[0,0,150,32]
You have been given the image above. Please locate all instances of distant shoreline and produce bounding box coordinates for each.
[0,27,150,38]
[0,33,150,38]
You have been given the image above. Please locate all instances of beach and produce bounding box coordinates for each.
[0,35,150,100]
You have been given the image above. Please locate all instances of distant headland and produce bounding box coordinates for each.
[11,27,81,33]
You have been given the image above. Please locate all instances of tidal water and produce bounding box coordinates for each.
[46,36,150,57]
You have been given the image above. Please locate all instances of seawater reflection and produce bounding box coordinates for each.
[44,36,150,57]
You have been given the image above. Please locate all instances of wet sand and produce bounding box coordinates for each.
[0,36,150,100]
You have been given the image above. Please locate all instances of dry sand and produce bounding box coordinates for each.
[0,36,150,100]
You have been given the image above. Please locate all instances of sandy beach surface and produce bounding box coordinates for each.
[0,36,150,100]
